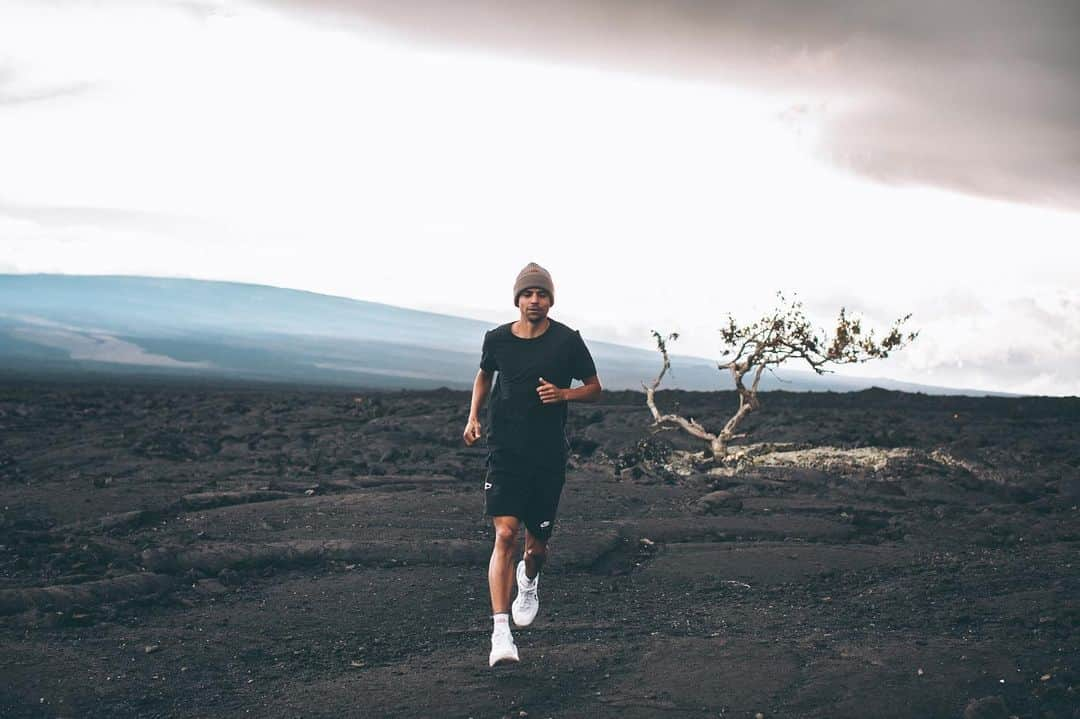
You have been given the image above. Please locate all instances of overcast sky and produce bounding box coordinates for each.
[2,0,1078,396]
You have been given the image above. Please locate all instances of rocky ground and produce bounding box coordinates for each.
[0,376,1077,718]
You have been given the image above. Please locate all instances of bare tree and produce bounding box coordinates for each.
[643,292,918,460]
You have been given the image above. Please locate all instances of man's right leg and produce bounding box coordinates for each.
[488,515,520,614]
[488,515,521,666]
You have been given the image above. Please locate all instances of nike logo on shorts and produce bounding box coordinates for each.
[540,520,551,528]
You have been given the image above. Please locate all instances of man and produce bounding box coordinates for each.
[463,262,602,667]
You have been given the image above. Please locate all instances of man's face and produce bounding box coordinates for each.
[517,287,552,322]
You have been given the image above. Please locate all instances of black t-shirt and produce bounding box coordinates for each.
[480,319,597,457]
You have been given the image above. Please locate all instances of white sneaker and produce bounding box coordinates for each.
[512,560,540,627]
[489,628,520,667]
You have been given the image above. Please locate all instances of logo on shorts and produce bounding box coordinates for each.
[484,482,492,490]
[540,520,551,528]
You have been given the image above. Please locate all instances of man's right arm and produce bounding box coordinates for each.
[463,368,493,446]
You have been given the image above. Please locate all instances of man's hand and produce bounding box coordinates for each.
[463,418,482,446]
[537,376,566,404]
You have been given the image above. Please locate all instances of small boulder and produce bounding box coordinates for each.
[1054,476,1080,501]
[619,464,657,483]
[694,490,743,515]
[962,696,1010,719]
[380,448,406,463]
[194,578,228,596]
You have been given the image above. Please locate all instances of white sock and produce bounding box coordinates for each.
[492,613,510,633]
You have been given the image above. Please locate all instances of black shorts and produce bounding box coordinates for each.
[483,448,567,542]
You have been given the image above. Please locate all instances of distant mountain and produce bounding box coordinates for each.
[0,274,1007,395]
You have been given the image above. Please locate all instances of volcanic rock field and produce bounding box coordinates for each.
[1,377,1077,718]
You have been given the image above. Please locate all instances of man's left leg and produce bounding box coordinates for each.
[523,528,548,579]
[512,528,546,627]
[513,465,562,627]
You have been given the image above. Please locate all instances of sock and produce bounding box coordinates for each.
[493,613,510,633]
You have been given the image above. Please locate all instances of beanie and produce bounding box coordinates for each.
[513,262,555,307]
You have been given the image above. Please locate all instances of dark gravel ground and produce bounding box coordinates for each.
[0,376,1077,718]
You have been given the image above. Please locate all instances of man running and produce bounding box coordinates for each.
[463,262,602,667]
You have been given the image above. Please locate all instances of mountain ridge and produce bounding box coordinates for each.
[0,273,1014,396]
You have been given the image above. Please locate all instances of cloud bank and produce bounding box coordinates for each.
[257,0,1080,211]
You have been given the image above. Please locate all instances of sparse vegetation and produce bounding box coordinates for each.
[645,292,918,459]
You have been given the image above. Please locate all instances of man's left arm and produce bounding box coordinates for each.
[560,375,602,402]
[537,375,602,404]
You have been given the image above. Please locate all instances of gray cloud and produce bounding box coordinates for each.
[255,0,1080,211]
[168,0,243,23]
[0,80,93,106]
[0,197,208,233]
[911,350,1079,397]
[0,64,93,106]
[797,288,1080,396]
[917,291,1079,395]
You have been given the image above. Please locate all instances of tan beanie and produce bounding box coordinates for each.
[513,262,555,307]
